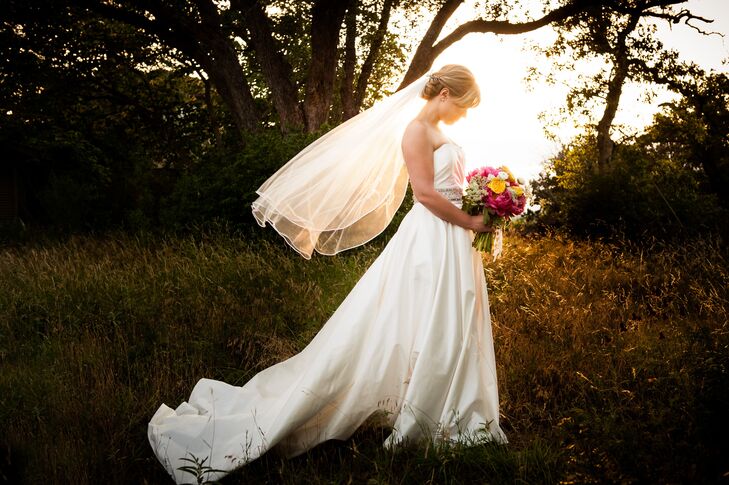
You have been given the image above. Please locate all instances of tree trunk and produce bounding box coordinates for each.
[198,70,223,148]
[595,56,629,171]
[86,0,623,136]
[340,0,358,121]
[351,0,397,115]
[193,35,261,135]
[238,0,305,132]
[595,11,641,172]
[303,0,349,132]
[190,0,262,135]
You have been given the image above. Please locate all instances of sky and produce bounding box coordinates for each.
[419,0,729,183]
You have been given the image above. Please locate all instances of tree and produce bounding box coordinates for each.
[533,0,717,172]
[526,118,727,240]
[74,0,262,135]
[6,0,714,141]
[340,0,399,120]
[71,0,637,135]
[75,0,394,134]
[645,72,729,208]
[0,0,216,227]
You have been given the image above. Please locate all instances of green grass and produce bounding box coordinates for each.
[1,226,727,484]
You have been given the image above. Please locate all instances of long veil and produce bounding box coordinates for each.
[251,75,429,259]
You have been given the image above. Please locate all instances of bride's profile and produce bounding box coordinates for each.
[148,64,508,483]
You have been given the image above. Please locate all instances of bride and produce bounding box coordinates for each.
[148,64,508,483]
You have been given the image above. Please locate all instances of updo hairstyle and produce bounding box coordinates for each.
[421,64,480,108]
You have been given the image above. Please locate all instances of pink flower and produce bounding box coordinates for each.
[485,190,514,217]
[467,166,500,182]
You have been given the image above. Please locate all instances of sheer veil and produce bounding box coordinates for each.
[251,75,430,259]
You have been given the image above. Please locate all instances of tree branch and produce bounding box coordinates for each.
[397,0,463,89]
[353,0,398,113]
[608,2,723,37]
[432,0,596,59]
[398,0,598,90]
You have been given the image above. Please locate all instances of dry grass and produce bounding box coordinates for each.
[1,226,727,484]
[490,229,728,483]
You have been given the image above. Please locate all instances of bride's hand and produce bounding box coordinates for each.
[469,215,495,233]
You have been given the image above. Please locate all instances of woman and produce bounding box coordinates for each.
[148,64,508,483]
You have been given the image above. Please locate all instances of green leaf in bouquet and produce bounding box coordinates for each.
[482,211,492,225]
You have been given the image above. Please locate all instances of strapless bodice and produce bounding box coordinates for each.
[412,142,465,208]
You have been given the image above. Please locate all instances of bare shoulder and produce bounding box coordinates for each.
[402,119,432,154]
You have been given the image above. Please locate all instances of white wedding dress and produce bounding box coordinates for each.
[148,142,508,483]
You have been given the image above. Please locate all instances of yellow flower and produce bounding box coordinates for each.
[488,178,506,194]
[499,165,516,183]
[512,186,524,196]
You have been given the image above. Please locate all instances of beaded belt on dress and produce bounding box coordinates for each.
[413,186,463,207]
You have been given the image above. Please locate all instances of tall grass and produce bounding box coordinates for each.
[1,227,727,483]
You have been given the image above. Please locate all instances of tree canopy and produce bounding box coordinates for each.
[1,0,725,235]
[6,0,716,136]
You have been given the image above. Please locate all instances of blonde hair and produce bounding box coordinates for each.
[421,64,480,108]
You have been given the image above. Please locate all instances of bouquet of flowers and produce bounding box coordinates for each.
[462,165,528,255]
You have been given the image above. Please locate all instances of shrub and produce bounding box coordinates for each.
[523,132,727,242]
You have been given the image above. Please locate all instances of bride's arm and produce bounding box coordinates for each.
[402,122,492,233]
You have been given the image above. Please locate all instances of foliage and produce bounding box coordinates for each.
[1,2,219,231]
[157,126,418,239]
[653,72,729,209]
[158,129,320,230]
[0,229,726,483]
[0,68,214,231]
[2,0,718,237]
[0,0,422,233]
[524,92,729,242]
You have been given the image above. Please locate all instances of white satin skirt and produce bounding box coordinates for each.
[148,202,507,483]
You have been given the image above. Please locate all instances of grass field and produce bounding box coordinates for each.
[1,225,727,484]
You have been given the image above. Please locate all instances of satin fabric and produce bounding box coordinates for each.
[148,143,508,483]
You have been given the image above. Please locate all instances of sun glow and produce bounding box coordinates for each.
[436,29,561,184]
